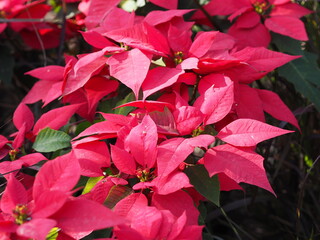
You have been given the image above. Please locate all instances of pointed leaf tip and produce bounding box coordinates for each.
[217,119,294,147]
[204,144,275,195]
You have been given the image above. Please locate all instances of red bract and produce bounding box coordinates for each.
[0,154,124,239]
[105,22,171,56]
[234,85,300,129]
[109,114,213,194]
[142,67,184,100]
[256,89,300,130]
[0,1,306,238]
[110,115,159,184]
[11,103,34,150]
[0,136,10,160]
[157,135,215,178]
[193,0,311,48]
[149,0,178,9]
[23,65,64,106]
[71,141,111,177]
[84,0,121,30]
[62,50,110,96]
[113,191,202,240]
[0,153,47,180]
[33,104,80,135]
[108,48,153,99]
[64,76,119,121]
[204,144,275,195]
[216,118,293,147]
[198,46,300,83]
[193,79,234,126]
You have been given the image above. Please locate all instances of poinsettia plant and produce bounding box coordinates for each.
[0,0,316,239]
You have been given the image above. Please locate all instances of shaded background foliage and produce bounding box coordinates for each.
[0,0,319,239]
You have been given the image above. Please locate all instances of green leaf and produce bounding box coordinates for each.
[98,97,118,113]
[114,92,135,115]
[198,201,207,225]
[33,127,71,153]
[75,121,92,136]
[82,176,104,194]
[272,33,303,55]
[278,54,320,112]
[273,34,320,112]
[184,165,220,206]
[0,45,14,85]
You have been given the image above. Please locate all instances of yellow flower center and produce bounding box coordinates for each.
[174,51,184,65]
[136,168,154,182]
[9,149,19,161]
[192,125,205,137]
[120,42,131,51]
[253,1,271,15]
[13,204,31,225]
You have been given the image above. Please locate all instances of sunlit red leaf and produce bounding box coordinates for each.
[114,193,148,218]
[85,0,121,29]
[0,174,28,214]
[228,22,270,49]
[32,153,80,201]
[194,82,234,125]
[218,173,243,191]
[101,7,135,32]
[25,65,64,82]
[73,141,111,177]
[265,16,308,41]
[229,47,300,83]
[17,218,57,240]
[149,0,178,9]
[173,106,204,135]
[217,118,293,147]
[72,121,121,141]
[81,31,115,49]
[33,104,80,135]
[270,2,312,18]
[236,84,265,122]
[111,145,136,175]
[53,198,125,232]
[22,80,62,106]
[149,108,179,135]
[116,100,175,112]
[125,115,158,168]
[152,190,199,225]
[142,67,184,100]
[105,22,171,56]
[257,89,300,130]
[13,103,34,132]
[157,135,215,177]
[196,58,242,74]
[108,48,152,99]
[63,50,108,96]
[153,171,192,195]
[32,190,68,218]
[144,9,192,26]
[204,144,275,195]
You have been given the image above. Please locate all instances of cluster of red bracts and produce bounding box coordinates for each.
[0,0,310,239]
